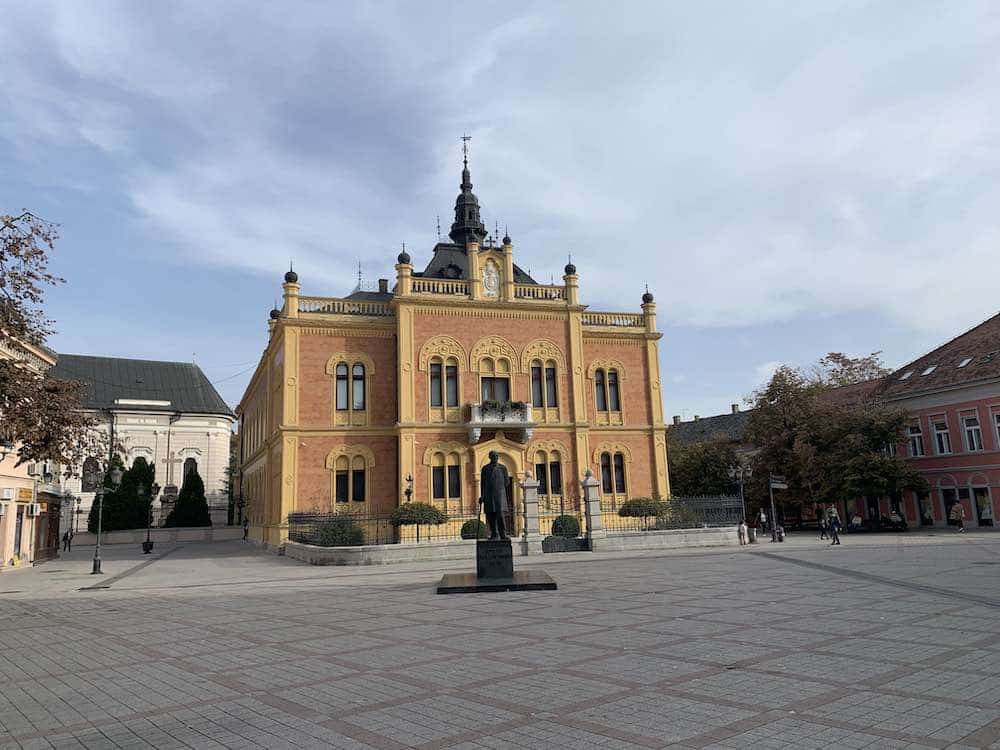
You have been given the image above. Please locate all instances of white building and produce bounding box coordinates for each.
[49,355,235,529]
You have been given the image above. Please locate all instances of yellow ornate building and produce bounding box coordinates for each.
[237,155,669,547]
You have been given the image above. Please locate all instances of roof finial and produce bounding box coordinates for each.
[461,133,471,168]
[436,215,441,240]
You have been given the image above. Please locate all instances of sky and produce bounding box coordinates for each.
[2,1,998,419]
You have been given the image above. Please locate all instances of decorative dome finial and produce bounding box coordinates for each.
[642,284,654,304]
[397,241,411,265]
[284,261,298,284]
[564,253,576,275]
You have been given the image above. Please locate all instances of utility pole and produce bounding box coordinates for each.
[768,474,787,542]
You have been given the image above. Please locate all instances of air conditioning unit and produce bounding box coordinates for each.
[26,463,38,477]
[1,488,13,500]
[27,503,41,517]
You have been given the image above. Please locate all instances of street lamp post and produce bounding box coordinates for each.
[142,482,160,554]
[91,463,123,575]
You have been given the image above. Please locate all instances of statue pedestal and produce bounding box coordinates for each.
[437,539,557,594]
[476,539,513,579]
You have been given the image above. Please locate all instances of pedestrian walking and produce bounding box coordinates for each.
[758,508,767,534]
[738,520,748,546]
[830,515,842,546]
[819,515,829,540]
[951,503,966,532]
[242,517,250,543]
[62,530,71,552]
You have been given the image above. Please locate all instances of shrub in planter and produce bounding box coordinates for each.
[461,518,488,539]
[550,514,581,538]
[315,516,365,547]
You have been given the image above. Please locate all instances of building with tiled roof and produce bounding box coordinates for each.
[50,354,236,529]
[875,313,1000,528]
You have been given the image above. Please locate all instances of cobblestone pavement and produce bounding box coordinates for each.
[2,532,1000,749]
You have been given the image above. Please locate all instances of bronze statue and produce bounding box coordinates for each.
[479,450,509,540]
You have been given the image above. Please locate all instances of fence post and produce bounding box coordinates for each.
[520,474,544,556]
[582,469,604,552]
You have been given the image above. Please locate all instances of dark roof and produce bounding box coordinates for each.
[669,409,752,445]
[880,312,1000,399]
[416,242,537,284]
[49,354,234,416]
[344,290,393,302]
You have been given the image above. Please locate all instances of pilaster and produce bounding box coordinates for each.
[467,239,482,300]
[502,240,515,301]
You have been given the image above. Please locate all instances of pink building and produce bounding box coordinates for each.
[879,313,1000,528]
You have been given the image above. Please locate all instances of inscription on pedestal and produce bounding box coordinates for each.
[476,539,514,579]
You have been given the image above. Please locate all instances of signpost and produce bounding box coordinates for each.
[768,474,787,542]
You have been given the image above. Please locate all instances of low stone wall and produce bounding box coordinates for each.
[285,538,477,566]
[593,526,739,552]
[73,526,242,546]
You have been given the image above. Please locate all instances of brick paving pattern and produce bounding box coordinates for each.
[2,533,1000,748]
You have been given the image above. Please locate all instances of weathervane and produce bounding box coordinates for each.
[436,215,441,240]
[461,133,471,166]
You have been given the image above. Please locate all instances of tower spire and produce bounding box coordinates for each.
[449,134,487,246]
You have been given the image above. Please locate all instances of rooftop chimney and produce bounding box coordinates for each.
[693,415,700,421]
[731,403,739,414]
[378,278,389,293]
[672,415,681,425]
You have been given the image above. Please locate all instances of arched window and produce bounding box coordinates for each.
[480,357,511,402]
[352,363,365,410]
[595,369,607,411]
[599,451,628,501]
[81,457,100,492]
[183,457,198,479]
[328,448,372,506]
[429,356,460,409]
[327,355,374,425]
[530,359,558,409]
[430,450,462,503]
[534,449,563,507]
[607,369,621,412]
[335,363,348,411]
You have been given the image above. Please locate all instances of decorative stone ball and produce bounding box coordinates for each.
[397,249,411,264]
[502,232,511,245]
[564,262,577,275]
[642,290,654,304]
[269,308,281,320]
[284,269,298,283]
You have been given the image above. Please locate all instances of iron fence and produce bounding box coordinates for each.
[287,509,485,547]
[601,495,744,534]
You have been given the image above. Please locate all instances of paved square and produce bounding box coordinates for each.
[2,532,1000,748]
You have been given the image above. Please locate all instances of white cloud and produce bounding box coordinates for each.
[754,361,782,385]
[3,0,999,332]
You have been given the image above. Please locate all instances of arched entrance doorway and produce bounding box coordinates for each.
[471,432,525,537]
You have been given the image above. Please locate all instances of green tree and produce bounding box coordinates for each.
[745,354,928,522]
[1,211,95,465]
[667,435,738,496]
[86,456,157,533]
[164,468,212,527]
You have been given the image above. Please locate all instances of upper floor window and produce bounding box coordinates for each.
[480,357,511,402]
[594,367,621,413]
[995,412,1000,448]
[907,424,924,457]
[530,359,558,409]
[429,357,460,408]
[327,354,373,425]
[963,415,983,452]
[933,418,951,455]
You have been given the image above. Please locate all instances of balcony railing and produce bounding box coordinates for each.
[468,402,535,443]
[298,297,394,316]
[581,311,645,328]
[514,283,565,301]
[412,278,470,295]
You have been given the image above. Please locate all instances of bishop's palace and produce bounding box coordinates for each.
[237,154,669,547]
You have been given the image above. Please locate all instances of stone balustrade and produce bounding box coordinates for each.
[297,297,394,316]
[411,278,470,295]
[581,311,645,328]
[513,283,565,301]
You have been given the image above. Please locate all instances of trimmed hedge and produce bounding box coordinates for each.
[315,516,365,547]
[460,519,488,539]
[550,514,581,538]
[617,497,666,518]
[390,502,448,527]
